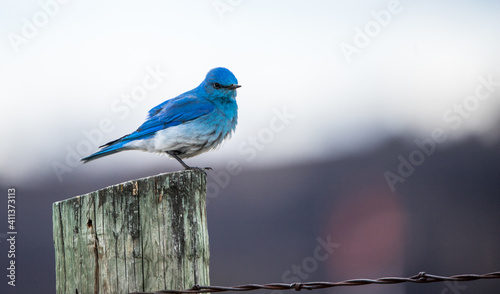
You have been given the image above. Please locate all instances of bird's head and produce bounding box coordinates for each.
[203,67,241,99]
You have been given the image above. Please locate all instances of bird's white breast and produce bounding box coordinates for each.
[124,111,236,158]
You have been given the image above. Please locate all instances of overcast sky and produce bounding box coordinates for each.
[2,0,500,184]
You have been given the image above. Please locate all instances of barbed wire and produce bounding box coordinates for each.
[131,271,500,294]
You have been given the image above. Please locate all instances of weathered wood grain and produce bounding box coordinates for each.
[53,169,209,294]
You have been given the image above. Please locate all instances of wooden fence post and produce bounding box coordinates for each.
[52,169,209,294]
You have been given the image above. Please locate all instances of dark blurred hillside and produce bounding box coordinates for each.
[1,136,499,293]
[208,136,500,294]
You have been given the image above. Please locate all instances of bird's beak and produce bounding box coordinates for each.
[228,84,241,90]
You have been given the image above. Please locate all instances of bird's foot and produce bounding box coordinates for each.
[185,166,213,172]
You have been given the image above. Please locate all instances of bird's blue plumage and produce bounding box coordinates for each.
[81,67,240,169]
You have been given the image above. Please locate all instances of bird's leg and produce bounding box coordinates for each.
[166,151,213,171]
[167,151,191,169]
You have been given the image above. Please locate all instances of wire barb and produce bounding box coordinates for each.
[129,271,500,294]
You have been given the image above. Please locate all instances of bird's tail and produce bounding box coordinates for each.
[81,138,129,163]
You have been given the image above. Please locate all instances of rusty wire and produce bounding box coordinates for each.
[130,271,500,294]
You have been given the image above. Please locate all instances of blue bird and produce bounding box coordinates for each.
[81,67,240,169]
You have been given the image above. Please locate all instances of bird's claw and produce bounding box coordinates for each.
[185,166,213,172]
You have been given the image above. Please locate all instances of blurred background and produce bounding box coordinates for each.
[1,0,500,293]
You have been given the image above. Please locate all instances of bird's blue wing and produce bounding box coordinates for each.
[119,95,215,142]
[82,95,215,162]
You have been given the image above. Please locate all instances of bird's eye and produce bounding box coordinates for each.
[213,83,221,89]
